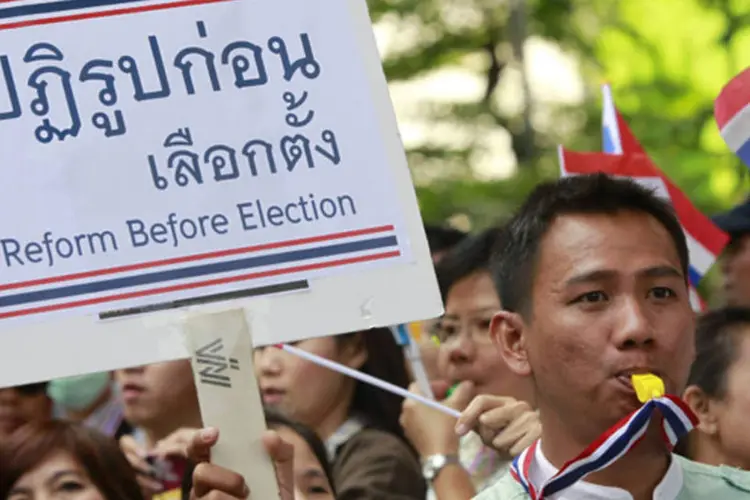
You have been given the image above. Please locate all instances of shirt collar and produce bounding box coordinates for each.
[324,415,366,462]
[530,442,683,500]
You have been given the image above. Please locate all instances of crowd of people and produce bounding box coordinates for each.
[2,174,750,499]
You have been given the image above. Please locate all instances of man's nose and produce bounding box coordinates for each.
[446,332,476,363]
[613,298,655,349]
[120,365,145,374]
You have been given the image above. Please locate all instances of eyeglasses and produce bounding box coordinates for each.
[430,313,497,345]
[11,382,48,396]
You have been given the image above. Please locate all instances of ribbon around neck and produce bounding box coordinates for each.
[510,395,698,499]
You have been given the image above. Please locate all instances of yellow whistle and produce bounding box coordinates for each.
[631,374,665,403]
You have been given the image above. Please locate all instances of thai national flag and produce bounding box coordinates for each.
[715,67,750,170]
[569,85,729,311]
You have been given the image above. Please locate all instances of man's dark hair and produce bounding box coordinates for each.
[424,225,467,255]
[688,307,750,398]
[436,227,502,301]
[492,173,689,316]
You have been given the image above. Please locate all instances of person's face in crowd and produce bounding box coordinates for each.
[274,425,336,500]
[691,327,750,470]
[255,337,366,437]
[436,271,516,396]
[496,212,694,435]
[7,449,105,500]
[115,360,198,431]
[0,383,52,437]
[721,234,750,307]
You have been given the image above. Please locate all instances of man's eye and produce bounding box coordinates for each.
[576,291,608,303]
[439,324,458,337]
[650,287,675,299]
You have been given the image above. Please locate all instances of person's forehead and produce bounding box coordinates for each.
[536,212,681,283]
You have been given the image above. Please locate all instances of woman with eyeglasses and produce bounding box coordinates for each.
[0,381,53,437]
[399,228,540,500]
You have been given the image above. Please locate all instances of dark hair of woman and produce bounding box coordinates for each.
[336,327,412,443]
[0,420,144,500]
[266,407,336,492]
[181,407,336,499]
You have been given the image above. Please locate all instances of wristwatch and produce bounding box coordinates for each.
[422,454,460,482]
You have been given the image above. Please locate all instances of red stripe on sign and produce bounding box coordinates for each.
[0,225,396,292]
[0,0,232,31]
[0,250,402,319]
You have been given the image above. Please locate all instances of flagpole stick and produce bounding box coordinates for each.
[274,343,460,419]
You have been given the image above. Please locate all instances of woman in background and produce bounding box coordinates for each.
[678,307,750,470]
[0,420,143,500]
[254,327,424,500]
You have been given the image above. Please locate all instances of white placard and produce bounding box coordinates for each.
[0,0,443,387]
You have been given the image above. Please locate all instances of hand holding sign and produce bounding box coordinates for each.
[187,428,295,500]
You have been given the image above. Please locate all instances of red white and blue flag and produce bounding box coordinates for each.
[715,67,750,170]
[561,84,728,312]
[510,394,697,499]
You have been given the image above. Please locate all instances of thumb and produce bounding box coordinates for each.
[445,381,475,411]
[262,431,295,500]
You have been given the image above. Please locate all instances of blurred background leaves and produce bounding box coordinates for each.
[368,0,750,303]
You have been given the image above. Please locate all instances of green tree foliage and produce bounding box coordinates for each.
[368,0,750,227]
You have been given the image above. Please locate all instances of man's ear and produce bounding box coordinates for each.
[490,311,531,376]
[683,385,719,435]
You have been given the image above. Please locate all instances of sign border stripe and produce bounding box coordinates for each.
[0,250,401,319]
[0,0,232,31]
[0,235,399,307]
[0,225,395,293]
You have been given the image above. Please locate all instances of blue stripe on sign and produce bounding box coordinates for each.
[687,265,702,288]
[0,0,153,19]
[0,235,398,307]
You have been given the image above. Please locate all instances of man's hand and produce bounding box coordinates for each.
[400,380,474,457]
[187,427,295,500]
[455,395,541,460]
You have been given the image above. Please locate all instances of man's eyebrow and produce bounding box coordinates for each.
[564,269,617,287]
[564,266,684,287]
[639,265,683,280]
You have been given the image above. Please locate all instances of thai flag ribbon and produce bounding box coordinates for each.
[715,67,750,170]
[510,394,698,499]
[598,84,729,311]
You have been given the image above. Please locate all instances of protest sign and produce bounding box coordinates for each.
[0,0,442,390]
[1,0,443,493]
